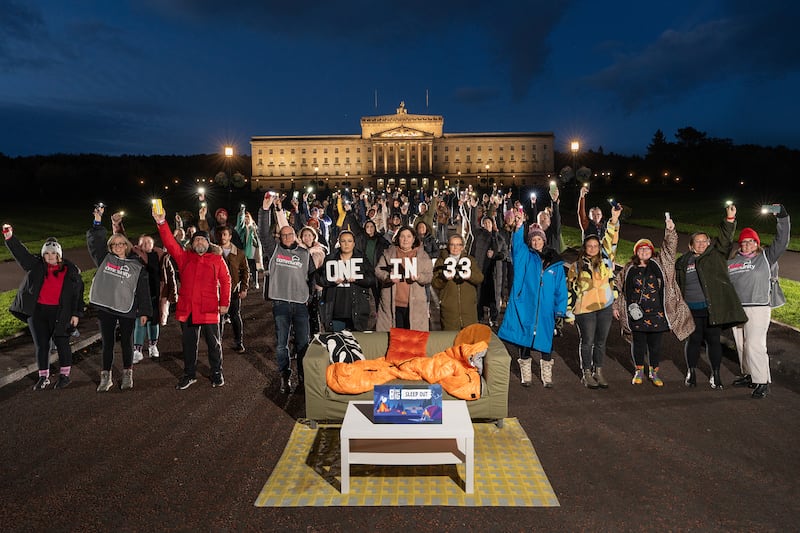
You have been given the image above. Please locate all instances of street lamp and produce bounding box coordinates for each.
[570,140,580,182]
[314,166,319,186]
[485,163,490,189]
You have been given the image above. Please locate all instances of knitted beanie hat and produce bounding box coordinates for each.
[738,227,760,246]
[214,208,229,219]
[528,223,546,242]
[633,239,655,254]
[41,238,62,257]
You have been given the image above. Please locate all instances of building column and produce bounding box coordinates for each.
[417,142,421,173]
[394,142,399,172]
[372,143,377,174]
[428,141,433,173]
[384,144,388,174]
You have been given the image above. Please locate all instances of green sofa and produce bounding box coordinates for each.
[303,330,511,428]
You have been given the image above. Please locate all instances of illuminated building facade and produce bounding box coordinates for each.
[250,102,554,192]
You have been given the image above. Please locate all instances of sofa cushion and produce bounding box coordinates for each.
[385,328,430,364]
[313,331,365,364]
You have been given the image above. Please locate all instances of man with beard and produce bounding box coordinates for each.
[154,207,232,390]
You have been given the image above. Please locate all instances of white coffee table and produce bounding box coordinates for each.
[339,400,474,494]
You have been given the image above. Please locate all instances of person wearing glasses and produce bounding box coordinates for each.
[675,204,747,390]
[267,224,316,393]
[153,205,231,390]
[87,206,152,392]
[725,203,790,399]
[432,234,484,330]
[3,227,84,390]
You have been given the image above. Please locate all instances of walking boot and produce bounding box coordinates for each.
[540,359,554,388]
[732,374,753,388]
[631,365,645,385]
[751,383,769,399]
[710,368,724,390]
[517,358,532,387]
[97,370,113,392]
[582,369,599,389]
[121,368,133,390]
[594,367,609,389]
[685,367,697,387]
[648,366,664,387]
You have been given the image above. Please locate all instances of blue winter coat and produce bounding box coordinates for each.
[498,225,567,354]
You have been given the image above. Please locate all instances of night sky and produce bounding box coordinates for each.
[2,0,799,157]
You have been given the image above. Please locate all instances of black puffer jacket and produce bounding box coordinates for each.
[5,236,84,335]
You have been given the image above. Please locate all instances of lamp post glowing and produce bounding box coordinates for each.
[224,146,234,158]
[570,141,580,182]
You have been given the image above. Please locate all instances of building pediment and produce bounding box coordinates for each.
[373,125,434,139]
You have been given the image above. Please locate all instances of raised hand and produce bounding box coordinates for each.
[2,224,12,240]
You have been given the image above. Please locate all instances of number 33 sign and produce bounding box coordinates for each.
[443,256,472,279]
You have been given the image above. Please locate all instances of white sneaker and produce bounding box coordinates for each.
[148,345,160,359]
[132,349,144,364]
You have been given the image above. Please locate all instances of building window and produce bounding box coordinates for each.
[444,156,449,162]
[335,147,339,153]
[346,157,350,164]
[510,145,514,151]
[280,149,284,155]
[345,147,350,153]
[466,155,471,162]
[313,157,317,164]
[257,158,262,166]
[466,146,470,151]
[313,148,317,154]
[324,158,328,164]
[324,148,328,154]
[302,158,306,164]
[521,145,525,151]
[269,149,273,155]
[291,148,295,154]
[444,146,449,152]
[455,146,459,152]
[302,148,306,154]
[258,149,262,155]
[335,157,339,164]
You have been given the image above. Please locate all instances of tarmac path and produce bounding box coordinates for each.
[0,273,799,530]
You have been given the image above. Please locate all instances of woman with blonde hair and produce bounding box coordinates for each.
[87,206,152,392]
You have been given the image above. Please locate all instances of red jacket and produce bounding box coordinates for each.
[157,222,231,324]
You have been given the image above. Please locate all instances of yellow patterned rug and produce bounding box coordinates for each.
[254,418,559,507]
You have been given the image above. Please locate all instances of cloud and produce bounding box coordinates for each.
[145,0,570,100]
[0,0,56,69]
[587,1,800,111]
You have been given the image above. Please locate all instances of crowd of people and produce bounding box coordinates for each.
[2,183,790,399]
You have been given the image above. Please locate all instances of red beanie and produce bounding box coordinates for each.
[215,208,228,219]
[738,227,760,246]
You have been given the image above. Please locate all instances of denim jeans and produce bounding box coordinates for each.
[575,305,614,370]
[273,300,310,378]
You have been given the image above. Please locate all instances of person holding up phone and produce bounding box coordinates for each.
[613,215,695,387]
[567,203,622,389]
[577,183,606,240]
[675,204,747,390]
[726,203,790,398]
[3,226,84,390]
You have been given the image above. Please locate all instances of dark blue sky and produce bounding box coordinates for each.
[2,0,799,157]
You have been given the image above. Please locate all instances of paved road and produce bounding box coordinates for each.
[0,285,798,531]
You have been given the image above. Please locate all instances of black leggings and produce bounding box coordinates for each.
[395,306,410,329]
[518,345,551,361]
[28,304,72,371]
[685,308,722,370]
[97,309,136,371]
[632,331,664,367]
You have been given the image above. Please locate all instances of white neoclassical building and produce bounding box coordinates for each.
[250,102,554,192]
